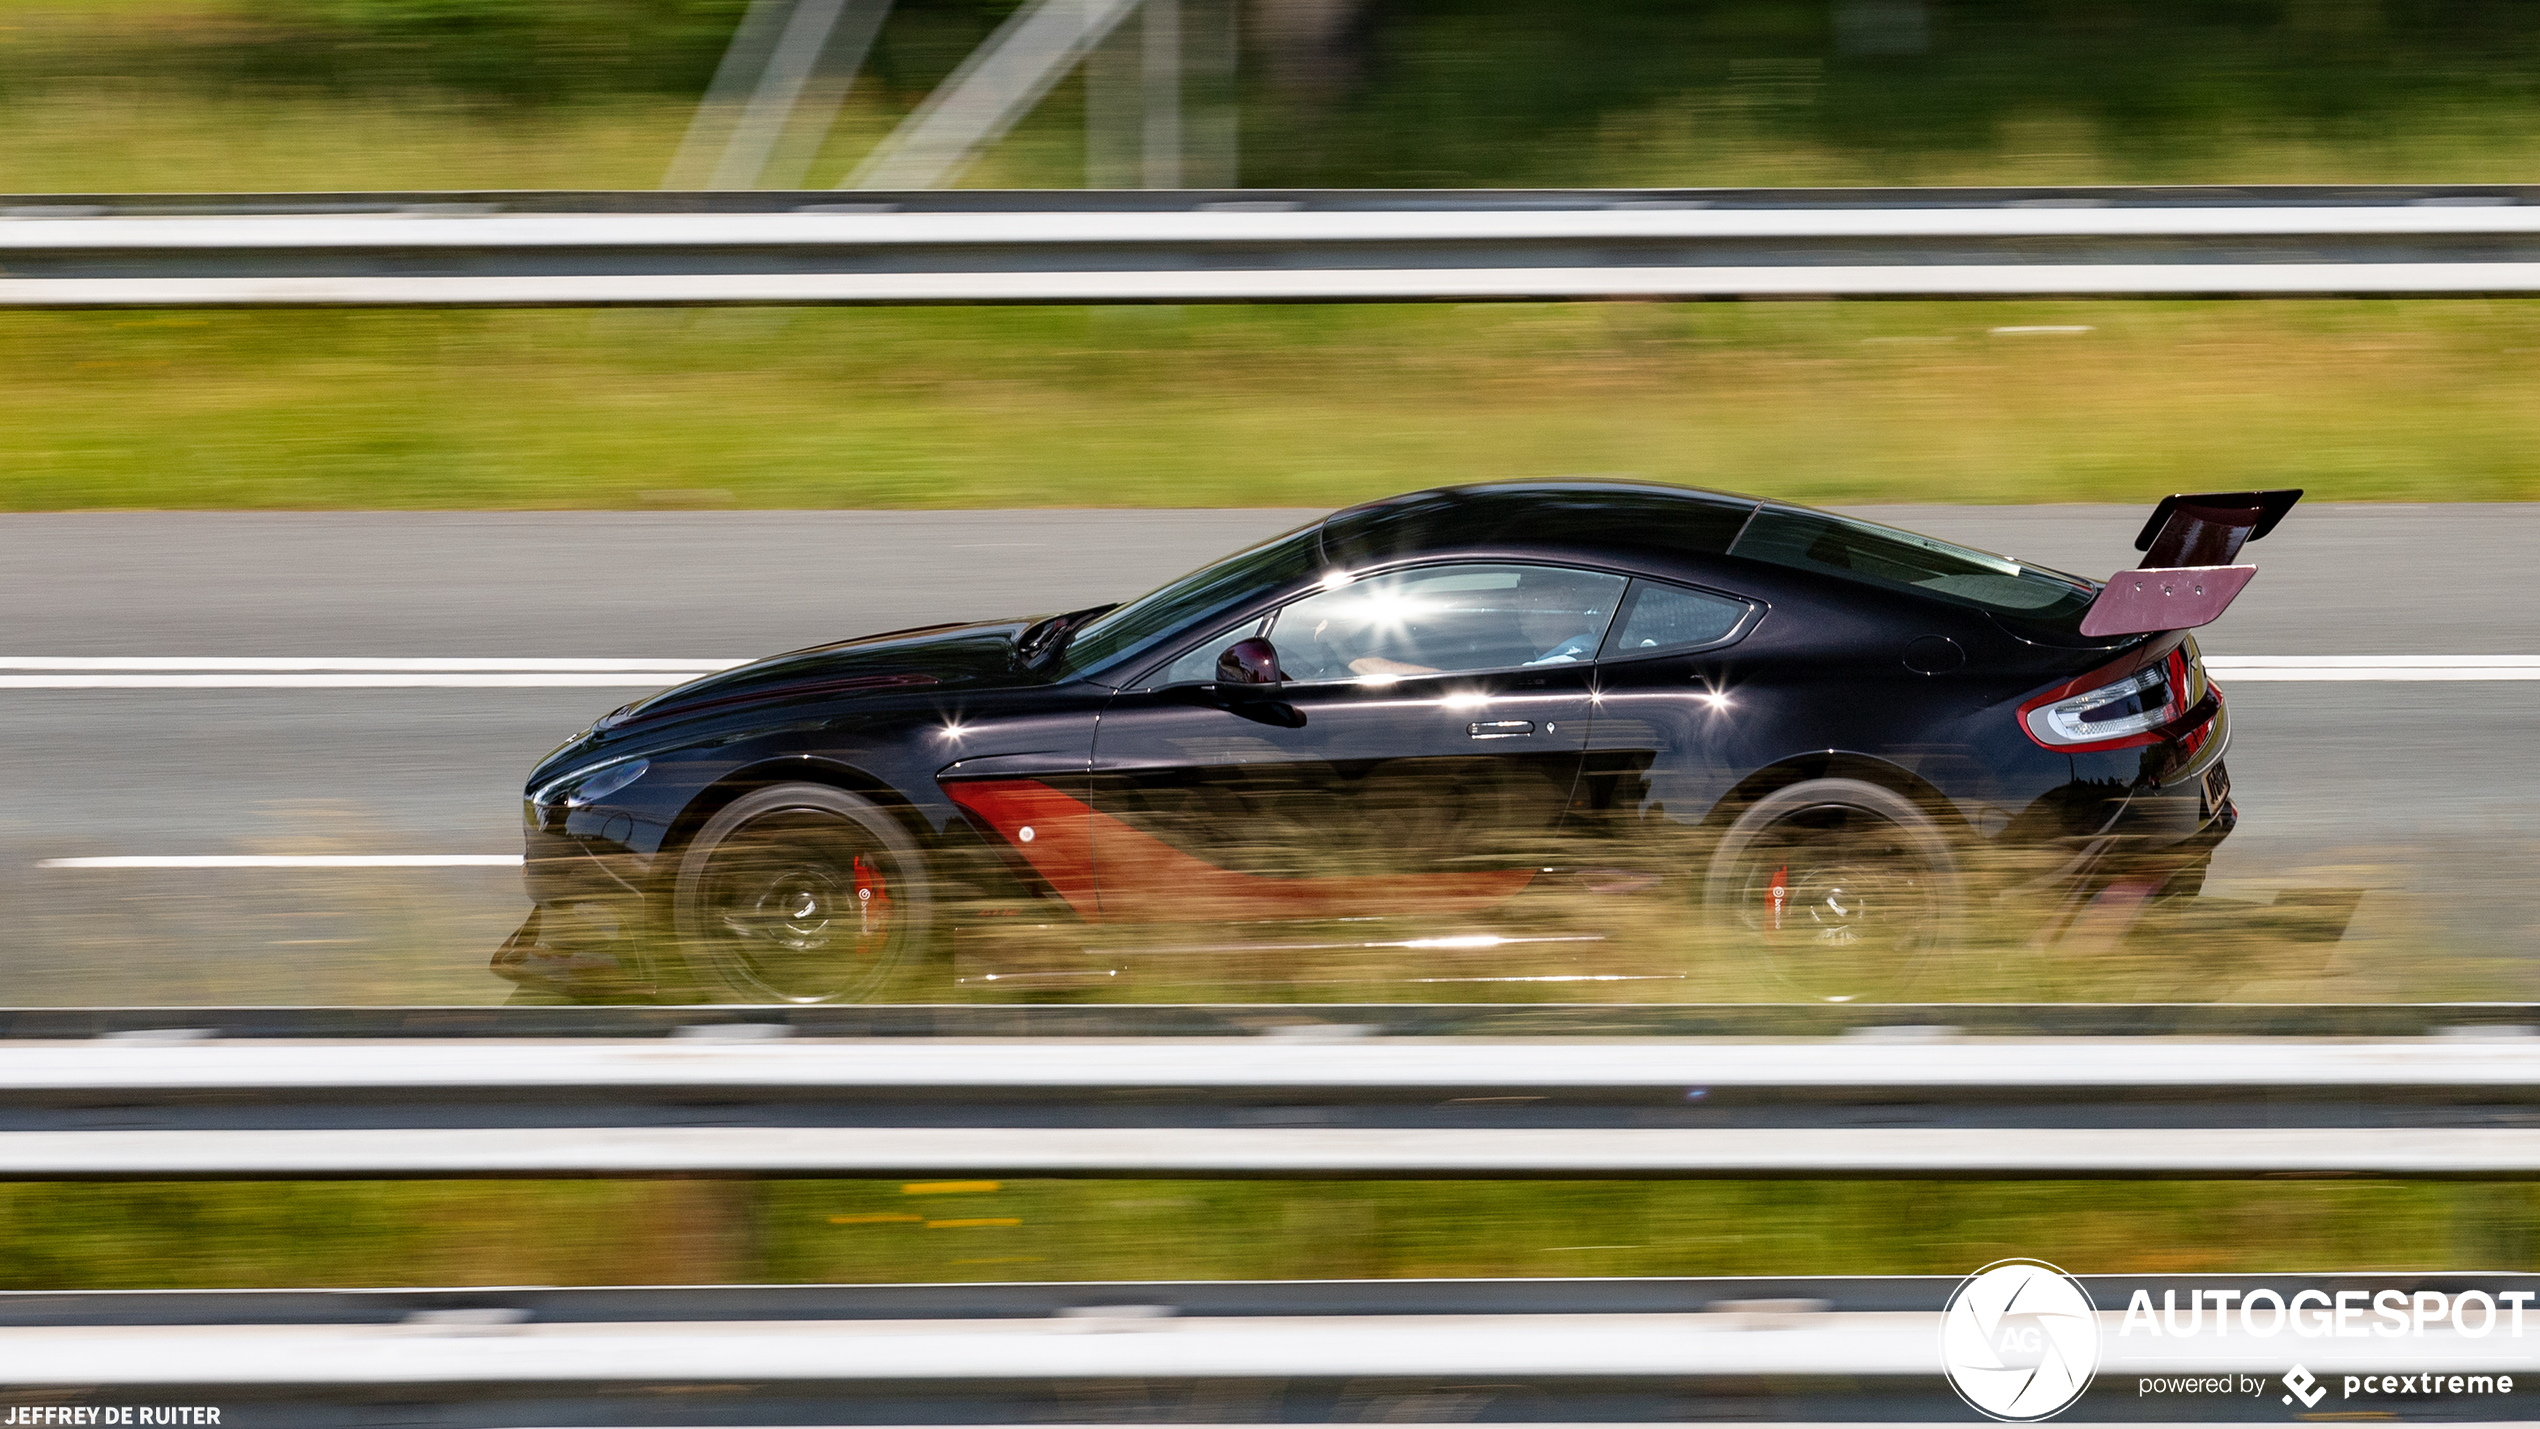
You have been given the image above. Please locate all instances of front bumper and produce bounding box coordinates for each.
[490,830,659,998]
[490,908,652,999]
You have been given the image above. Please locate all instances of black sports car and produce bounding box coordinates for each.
[498,480,2293,1003]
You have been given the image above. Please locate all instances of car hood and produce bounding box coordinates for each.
[590,618,1039,737]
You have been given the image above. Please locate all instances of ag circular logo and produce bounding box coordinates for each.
[1939,1258,2102,1421]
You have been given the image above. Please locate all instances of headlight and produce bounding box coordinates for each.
[530,756,649,811]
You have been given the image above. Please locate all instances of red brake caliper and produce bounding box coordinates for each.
[1765,865,1789,932]
[853,856,890,940]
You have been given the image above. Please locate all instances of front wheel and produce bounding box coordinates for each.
[1704,777,1959,1001]
[672,783,932,1003]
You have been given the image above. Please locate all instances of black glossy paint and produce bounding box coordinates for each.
[507,480,2235,998]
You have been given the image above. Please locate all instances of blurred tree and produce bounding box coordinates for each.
[5,0,2540,182]
[1249,0,1367,99]
[316,0,553,26]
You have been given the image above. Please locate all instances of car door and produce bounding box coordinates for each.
[1572,574,1767,847]
[1086,562,1628,924]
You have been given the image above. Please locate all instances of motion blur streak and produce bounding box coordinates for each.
[0,659,748,671]
[2,656,2532,688]
[39,855,522,869]
[0,673,732,688]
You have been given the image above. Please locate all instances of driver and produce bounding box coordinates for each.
[1344,571,1613,677]
[1516,571,1613,665]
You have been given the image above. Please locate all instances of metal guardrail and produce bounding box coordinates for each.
[0,1274,2533,1427]
[1,1005,2537,1179]
[19,1125,2540,1180]
[4,185,2540,305]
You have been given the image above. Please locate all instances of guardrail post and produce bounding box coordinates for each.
[1091,0,1236,189]
[1084,5,1142,188]
[664,0,895,191]
[846,0,1146,190]
[1141,0,1182,189]
[1183,0,1239,187]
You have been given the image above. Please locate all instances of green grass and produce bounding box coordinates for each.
[7,301,2540,510]
[1,1178,2530,1289]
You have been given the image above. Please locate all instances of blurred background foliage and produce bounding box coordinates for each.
[4,1,2540,508]
[6,1,2540,188]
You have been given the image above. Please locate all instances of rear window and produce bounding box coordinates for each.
[1600,580,1752,657]
[1729,509,2094,621]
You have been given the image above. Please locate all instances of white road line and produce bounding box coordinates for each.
[0,658,2532,690]
[38,855,523,870]
[0,658,752,671]
[2206,655,2540,680]
[0,657,747,689]
[0,674,728,688]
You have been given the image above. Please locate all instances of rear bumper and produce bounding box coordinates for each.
[2000,677,2234,920]
[2107,754,2233,849]
[2113,782,2235,884]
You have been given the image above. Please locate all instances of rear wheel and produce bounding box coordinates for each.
[672,783,931,1003]
[1704,778,1959,1001]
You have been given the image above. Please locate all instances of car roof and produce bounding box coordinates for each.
[1315,479,1765,571]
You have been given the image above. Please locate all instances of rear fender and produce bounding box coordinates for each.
[1705,752,1971,837]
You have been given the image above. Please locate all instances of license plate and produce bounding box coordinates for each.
[2200,760,2232,818]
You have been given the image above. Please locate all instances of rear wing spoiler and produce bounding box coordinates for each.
[2078,488,2302,638]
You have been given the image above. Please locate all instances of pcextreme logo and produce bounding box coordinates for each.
[1939,1259,2103,1421]
[2283,1364,2327,1407]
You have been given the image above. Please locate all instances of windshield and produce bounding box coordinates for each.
[1058,521,1324,680]
[1729,508,2095,622]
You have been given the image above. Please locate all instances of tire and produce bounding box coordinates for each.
[1704,777,1959,1001]
[672,783,932,1003]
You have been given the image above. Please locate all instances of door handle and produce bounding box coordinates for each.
[1468,720,1534,739]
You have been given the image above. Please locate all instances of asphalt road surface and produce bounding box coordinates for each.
[3,505,2534,1004]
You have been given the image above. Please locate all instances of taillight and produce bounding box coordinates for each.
[2020,645,2198,751]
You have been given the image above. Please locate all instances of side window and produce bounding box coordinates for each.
[1266,563,1628,683]
[1146,615,1268,688]
[1600,579,1753,658]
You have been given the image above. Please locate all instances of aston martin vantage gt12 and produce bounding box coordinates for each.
[500,480,2296,1002]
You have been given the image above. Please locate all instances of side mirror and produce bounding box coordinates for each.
[1215,636,1286,693]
